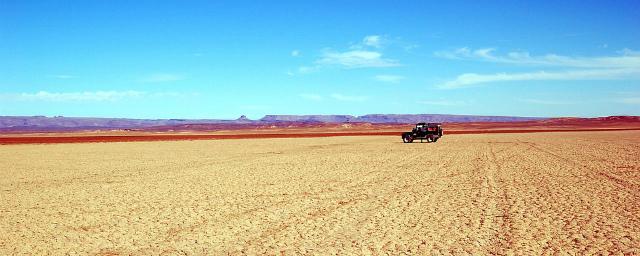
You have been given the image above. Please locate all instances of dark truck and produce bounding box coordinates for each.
[402,123,443,143]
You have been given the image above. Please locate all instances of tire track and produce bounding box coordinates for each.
[178,143,425,251]
[228,143,456,252]
[5,133,640,255]
[482,145,515,255]
[520,141,640,197]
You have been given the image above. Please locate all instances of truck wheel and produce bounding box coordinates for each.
[426,136,434,143]
[403,135,413,143]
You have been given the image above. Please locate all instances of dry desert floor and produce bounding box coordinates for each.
[1,131,639,255]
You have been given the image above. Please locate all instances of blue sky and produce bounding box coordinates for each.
[1,0,639,119]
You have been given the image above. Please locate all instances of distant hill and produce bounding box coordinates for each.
[359,114,544,123]
[536,115,640,125]
[3,114,638,132]
[259,114,544,123]
[1,114,546,131]
[1,115,639,133]
[260,115,358,123]
[0,116,228,131]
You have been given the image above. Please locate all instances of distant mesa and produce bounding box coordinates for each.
[260,115,357,123]
[260,114,544,123]
[237,115,251,122]
[1,114,639,132]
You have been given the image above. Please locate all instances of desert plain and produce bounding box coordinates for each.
[1,131,639,255]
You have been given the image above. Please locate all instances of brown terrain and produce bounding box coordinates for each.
[1,130,639,254]
[1,116,639,145]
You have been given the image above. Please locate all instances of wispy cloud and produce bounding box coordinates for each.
[418,100,468,106]
[436,47,640,88]
[149,92,201,98]
[2,91,145,102]
[330,93,368,102]
[291,50,300,57]
[299,93,323,101]
[434,47,640,68]
[374,75,405,83]
[403,44,419,52]
[52,74,76,79]
[297,66,320,74]
[350,35,387,50]
[317,50,399,68]
[618,97,640,104]
[0,91,199,102]
[140,73,184,83]
[438,69,640,89]
[518,98,576,105]
[362,35,382,48]
[295,36,400,73]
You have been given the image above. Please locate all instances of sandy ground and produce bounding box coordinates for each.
[1,131,639,255]
[2,128,640,145]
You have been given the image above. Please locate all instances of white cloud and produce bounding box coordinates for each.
[149,92,201,98]
[0,91,199,102]
[363,35,382,48]
[435,47,640,89]
[435,47,640,69]
[52,75,75,79]
[618,97,640,104]
[403,44,419,52]
[330,93,368,102]
[518,98,575,105]
[418,100,467,106]
[351,35,386,50]
[140,73,184,83]
[295,36,400,74]
[299,93,323,101]
[374,75,405,83]
[438,69,640,89]
[291,50,300,57]
[2,91,145,102]
[297,66,320,74]
[317,50,399,68]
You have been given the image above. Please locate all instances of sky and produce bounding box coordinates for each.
[1,0,639,119]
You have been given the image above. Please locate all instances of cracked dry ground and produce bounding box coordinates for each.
[1,131,639,255]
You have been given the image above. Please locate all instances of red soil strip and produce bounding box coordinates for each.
[1,128,640,145]
[0,132,398,145]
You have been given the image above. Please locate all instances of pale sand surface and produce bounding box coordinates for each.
[1,131,639,255]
